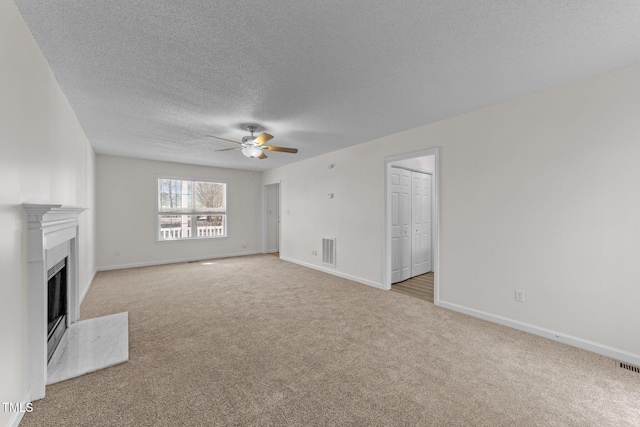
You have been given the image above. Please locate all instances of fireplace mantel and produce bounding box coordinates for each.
[24,203,85,400]
[24,204,86,224]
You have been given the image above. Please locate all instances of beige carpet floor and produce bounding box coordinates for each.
[22,255,640,426]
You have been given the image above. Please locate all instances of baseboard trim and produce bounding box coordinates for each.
[6,390,32,427]
[280,256,387,290]
[439,300,640,367]
[96,251,262,272]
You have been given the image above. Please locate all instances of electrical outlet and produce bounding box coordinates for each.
[115,249,120,256]
[241,241,247,248]
[515,290,525,302]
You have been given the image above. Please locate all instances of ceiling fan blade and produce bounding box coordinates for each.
[258,152,268,159]
[215,147,241,152]
[265,145,298,153]
[206,135,242,145]
[254,133,274,146]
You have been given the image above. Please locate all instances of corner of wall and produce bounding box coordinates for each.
[80,268,97,305]
[4,390,33,427]
[280,256,388,290]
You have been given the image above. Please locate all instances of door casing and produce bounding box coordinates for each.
[384,147,440,304]
[262,181,280,254]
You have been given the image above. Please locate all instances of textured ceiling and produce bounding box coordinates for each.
[15,0,640,171]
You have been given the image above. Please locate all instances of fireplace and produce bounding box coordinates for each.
[47,258,68,362]
[24,204,85,400]
[25,203,129,400]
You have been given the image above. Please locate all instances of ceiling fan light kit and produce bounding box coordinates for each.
[242,146,263,158]
[209,125,298,160]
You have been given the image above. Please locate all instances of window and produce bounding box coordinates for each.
[157,177,227,240]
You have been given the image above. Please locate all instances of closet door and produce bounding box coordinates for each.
[411,172,432,276]
[390,169,402,283]
[401,169,412,281]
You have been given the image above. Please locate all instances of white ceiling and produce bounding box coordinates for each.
[15,1,640,171]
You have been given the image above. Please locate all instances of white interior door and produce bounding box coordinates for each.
[390,169,402,283]
[423,173,432,272]
[401,169,412,281]
[391,167,432,284]
[411,172,431,276]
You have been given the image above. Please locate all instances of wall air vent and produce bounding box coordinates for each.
[618,361,640,374]
[322,237,336,267]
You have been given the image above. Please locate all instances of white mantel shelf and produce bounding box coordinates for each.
[24,203,86,226]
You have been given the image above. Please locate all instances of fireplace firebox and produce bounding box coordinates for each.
[47,258,68,362]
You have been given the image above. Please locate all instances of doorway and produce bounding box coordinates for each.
[384,148,439,304]
[263,182,280,254]
[390,166,432,283]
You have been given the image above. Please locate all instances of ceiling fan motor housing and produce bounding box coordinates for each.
[242,135,257,145]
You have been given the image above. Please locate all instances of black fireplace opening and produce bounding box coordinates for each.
[47,258,67,362]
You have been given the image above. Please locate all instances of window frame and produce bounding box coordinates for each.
[155,174,229,242]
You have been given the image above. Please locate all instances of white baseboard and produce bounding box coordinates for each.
[439,300,640,367]
[5,390,32,427]
[280,256,387,290]
[96,251,262,272]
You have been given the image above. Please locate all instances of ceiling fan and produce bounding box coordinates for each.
[208,125,298,159]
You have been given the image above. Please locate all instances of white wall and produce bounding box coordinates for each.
[264,150,383,286]
[263,63,640,362]
[0,1,96,425]
[96,155,262,269]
